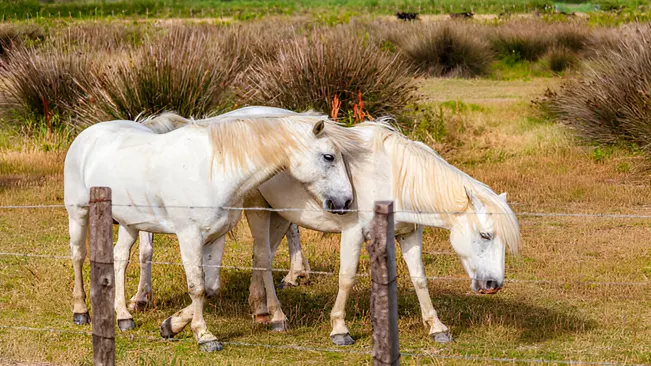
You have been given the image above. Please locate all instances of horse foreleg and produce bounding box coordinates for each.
[329,228,364,346]
[68,207,90,325]
[162,229,221,352]
[397,227,452,343]
[129,231,153,312]
[203,236,226,298]
[114,225,139,331]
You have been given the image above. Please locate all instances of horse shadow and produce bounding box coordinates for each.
[149,270,595,344]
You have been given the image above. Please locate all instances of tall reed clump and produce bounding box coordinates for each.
[76,26,245,124]
[241,26,416,119]
[489,20,591,67]
[0,23,45,57]
[0,45,94,128]
[393,21,494,77]
[537,25,651,149]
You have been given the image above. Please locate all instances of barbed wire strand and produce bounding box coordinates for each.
[4,203,651,220]
[0,251,648,287]
[0,324,643,366]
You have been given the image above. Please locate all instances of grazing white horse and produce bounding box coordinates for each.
[64,113,364,351]
[132,107,521,345]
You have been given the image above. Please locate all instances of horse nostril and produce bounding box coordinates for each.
[486,280,498,290]
[344,199,352,209]
[325,199,334,210]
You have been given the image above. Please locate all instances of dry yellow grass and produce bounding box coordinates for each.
[0,78,649,365]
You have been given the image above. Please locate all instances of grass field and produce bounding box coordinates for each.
[1,77,650,365]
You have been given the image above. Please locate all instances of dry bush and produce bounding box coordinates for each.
[0,45,94,124]
[0,23,45,56]
[48,22,152,51]
[489,20,591,62]
[545,46,578,73]
[75,25,246,124]
[240,26,416,118]
[537,25,651,149]
[391,21,493,77]
[489,21,553,62]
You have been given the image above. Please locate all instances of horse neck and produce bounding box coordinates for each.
[378,132,470,230]
[208,119,304,199]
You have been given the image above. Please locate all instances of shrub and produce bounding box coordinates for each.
[394,21,494,77]
[0,45,94,124]
[49,22,151,51]
[546,46,578,73]
[241,26,416,118]
[489,21,552,62]
[537,25,651,149]
[0,23,45,57]
[75,26,245,124]
[489,20,591,63]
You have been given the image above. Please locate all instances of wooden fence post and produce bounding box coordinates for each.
[367,201,400,366]
[89,187,115,366]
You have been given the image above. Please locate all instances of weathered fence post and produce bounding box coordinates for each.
[367,201,400,366]
[89,187,115,366]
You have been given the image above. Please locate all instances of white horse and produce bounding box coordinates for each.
[131,107,521,345]
[247,120,521,345]
[64,113,365,351]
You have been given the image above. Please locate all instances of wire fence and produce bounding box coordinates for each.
[0,251,648,287]
[0,202,649,364]
[6,203,651,219]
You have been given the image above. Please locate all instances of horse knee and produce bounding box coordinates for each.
[338,274,356,289]
[411,276,428,291]
[188,284,205,298]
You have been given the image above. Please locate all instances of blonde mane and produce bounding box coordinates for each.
[360,122,520,254]
[142,111,369,174]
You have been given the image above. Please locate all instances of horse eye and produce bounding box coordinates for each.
[323,154,335,162]
[480,232,492,240]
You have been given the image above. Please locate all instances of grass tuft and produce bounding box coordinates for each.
[241,26,416,118]
[395,21,493,77]
[536,24,651,150]
[75,25,245,124]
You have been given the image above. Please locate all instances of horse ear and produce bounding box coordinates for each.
[499,192,507,202]
[465,186,486,212]
[313,120,325,136]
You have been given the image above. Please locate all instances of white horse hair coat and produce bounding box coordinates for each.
[64,113,365,351]
[130,107,521,345]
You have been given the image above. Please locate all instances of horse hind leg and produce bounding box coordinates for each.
[129,231,153,312]
[281,223,311,288]
[114,225,139,331]
[68,207,90,325]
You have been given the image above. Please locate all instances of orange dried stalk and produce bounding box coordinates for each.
[331,95,341,120]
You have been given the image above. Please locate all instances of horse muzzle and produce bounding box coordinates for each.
[473,279,503,295]
[323,197,353,215]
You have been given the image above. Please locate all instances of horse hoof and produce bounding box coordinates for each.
[271,321,288,332]
[160,317,176,339]
[198,340,223,352]
[118,319,136,331]
[430,331,453,344]
[73,312,90,325]
[129,301,148,313]
[330,333,355,346]
[254,314,271,324]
